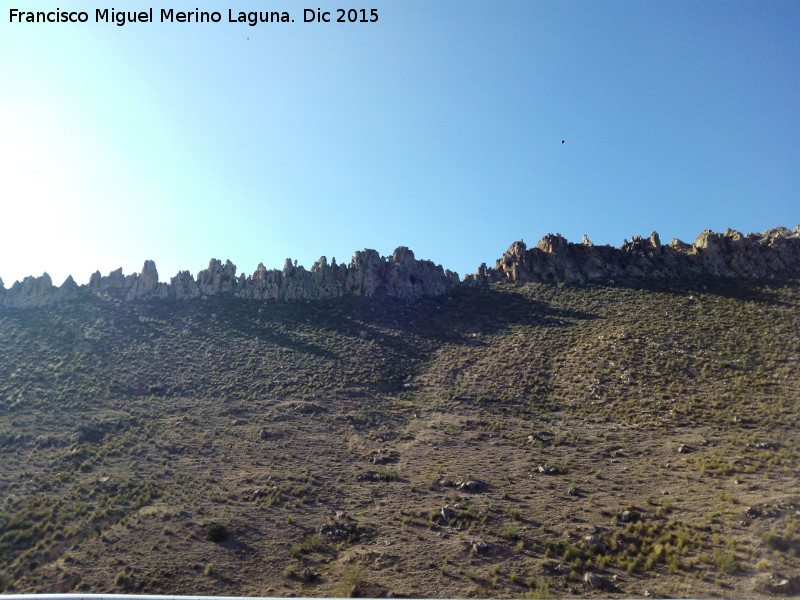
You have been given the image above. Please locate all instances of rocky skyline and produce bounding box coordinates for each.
[1,226,798,308]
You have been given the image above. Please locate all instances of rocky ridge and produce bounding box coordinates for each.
[0,248,459,308]
[466,226,800,285]
[1,227,798,309]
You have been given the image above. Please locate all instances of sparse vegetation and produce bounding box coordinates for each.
[0,278,797,597]
[204,523,228,543]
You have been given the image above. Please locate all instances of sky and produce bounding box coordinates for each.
[1,0,798,286]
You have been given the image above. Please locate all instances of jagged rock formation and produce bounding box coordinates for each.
[466,226,800,285]
[1,227,797,309]
[2,272,56,308]
[0,247,459,308]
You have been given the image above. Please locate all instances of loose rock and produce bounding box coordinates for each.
[584,535,607,553]
[620,509,641,523]
[470,540,492,555]
[583,572,605,590]
[440,506,456,523]
[457,479,483,492]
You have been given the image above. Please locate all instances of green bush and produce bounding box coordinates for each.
[205,523,228,543]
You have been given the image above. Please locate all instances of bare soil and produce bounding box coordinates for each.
[0,279,798,598]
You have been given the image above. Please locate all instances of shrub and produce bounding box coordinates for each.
[499,521,520,540]
[714,549,737,575]
[205,523,228,543]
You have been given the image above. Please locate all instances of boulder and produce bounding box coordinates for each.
[583,572,605,590]
[441,506,456,522]
[584,535,607,553]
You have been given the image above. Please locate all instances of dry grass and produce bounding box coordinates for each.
[0,277,798,597]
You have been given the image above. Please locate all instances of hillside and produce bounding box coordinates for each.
[1,273,798,598]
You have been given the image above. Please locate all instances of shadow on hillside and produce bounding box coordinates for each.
[605,276,799,307]
[332,285,599,349]
[192,285,598,363]
[253,326,339,360]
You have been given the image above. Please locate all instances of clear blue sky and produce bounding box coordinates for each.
[2,1,798,286]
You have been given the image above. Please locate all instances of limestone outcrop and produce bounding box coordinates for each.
[465,226,800,285]
[0,272,57,307]
[1,227,797,309]
[0,247,459,308]
[125,260,167,301]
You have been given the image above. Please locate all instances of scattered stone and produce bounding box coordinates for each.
[319,521,360,543]
[457,479,483,492]
[764,575,800,595]
[541,561,566,575]
[470,540,492,555]
[242,488,266,501]
[293,402,321,415]
[367,448,398,464]
[620,509,640,523]
[440,506,456,523]
[36,434,62,448]
[754,441,779,450]
[583,535,607,553]
[745,506,762,519]
[583,572,604,589]
[356,470,396,482]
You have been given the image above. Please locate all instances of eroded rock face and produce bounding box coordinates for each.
[1,247,459,307]
[2,273,56,307]
[170,270,201,300]
[2,226,797,308]
[465,226,800,285]
[125,260,165,301]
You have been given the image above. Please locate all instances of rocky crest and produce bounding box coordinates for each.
[0,247,459,308]
[466,226,800,285]
[1,227,797,309]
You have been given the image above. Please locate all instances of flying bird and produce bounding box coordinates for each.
[561,140,565,144]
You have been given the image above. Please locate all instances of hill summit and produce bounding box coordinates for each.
[471,226,800,285]
[1,226,798,308]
